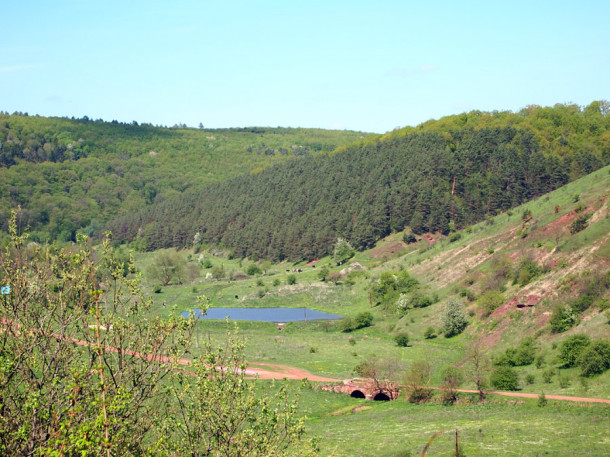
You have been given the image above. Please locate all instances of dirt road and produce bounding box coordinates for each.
[3,318,608,404]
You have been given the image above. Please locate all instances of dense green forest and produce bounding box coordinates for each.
[0,113,369,241]
[109,102,610,261]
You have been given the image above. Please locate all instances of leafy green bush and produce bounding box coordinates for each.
[424,327,436,339]
[286,274,296,285]
[571,294,595,313]
[537,393,547,407]
[578,340,610,376]
[569,213,591,234]
[355,312,374,329]
[440,366,463,405]
[372,270,419,306]
[395,293,410,315]
[559,334,591,367]
[402,231,416,244]
[340,318,356,333]
[441,300,468,338]
[449,232,462,243]
[513,338,537,366]
[410,293,435,308]
[512,257,541,286]
[477,290,504,316]
[317,266,330,281]
[457,287,477,302]
[246,264,262,276]
[494,339,536,367]
[490,366,519,391]
[549,305,577,333]
[333,238,355,264]
[403,360,433,403]
[211,264,225,280]
[542,369,554,383]
[394,332,409,347]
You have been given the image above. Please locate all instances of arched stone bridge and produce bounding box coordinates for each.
[322,379,400,401]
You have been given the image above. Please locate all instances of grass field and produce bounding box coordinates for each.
[298,383,610,456]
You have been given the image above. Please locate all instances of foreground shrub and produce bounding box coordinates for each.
[0,211,314,456]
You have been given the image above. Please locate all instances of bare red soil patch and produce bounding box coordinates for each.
[490,294,541,319]
[541,209,581,236]
[423,234,436,244]
[370,242,406,259]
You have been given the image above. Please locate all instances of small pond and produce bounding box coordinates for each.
[181,307,343,322]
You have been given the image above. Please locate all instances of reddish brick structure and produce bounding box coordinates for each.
[322,379,400,401]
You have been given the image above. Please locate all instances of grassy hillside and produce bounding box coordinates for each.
[131,166,609,455]
[112,102,609,260]
[0,113,371,241]
[135,164,609,378]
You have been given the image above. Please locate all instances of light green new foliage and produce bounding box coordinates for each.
[161,324,318,457]
[147,249,188,286]
[333,238,355,265]
[441,299,468,337]
[0,210,313,456]
[0,211,194,456]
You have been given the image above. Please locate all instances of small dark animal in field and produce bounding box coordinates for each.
[235,295,238,299]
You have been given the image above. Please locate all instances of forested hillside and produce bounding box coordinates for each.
[0,113,369,241]
[109,102,609,261]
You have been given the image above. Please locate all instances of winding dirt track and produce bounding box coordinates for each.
[64,335,610,404]
[3,318,609,404]
[440,387,610,404]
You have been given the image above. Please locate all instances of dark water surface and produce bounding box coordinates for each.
[181,307,343,322]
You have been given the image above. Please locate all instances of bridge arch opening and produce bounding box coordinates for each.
[373,392,390,401]
[350,390,365,399]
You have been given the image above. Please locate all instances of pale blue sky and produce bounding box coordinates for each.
[1,0,608,132]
